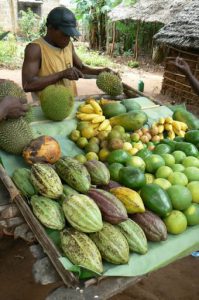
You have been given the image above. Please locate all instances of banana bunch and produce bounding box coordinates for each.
[76,99,112,133]
[152,117,188,140]
[99,98,117,106]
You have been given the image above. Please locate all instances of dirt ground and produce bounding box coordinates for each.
[0,68,199,300]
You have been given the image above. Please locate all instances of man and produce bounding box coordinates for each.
[22,6,112,97]
[174,57,199,95]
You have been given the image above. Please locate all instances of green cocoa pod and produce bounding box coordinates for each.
[62,194,103,233]
[61,228,103,274]
[31,163,63,199]
[90,222,129,264]
[55,157,91,193]
[12,168,36,197]
[31,195,65,230]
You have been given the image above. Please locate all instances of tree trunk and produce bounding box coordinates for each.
[9,0,16,33]
[134,21,140,60]
[99,13,106,51]
[89,7,99,50]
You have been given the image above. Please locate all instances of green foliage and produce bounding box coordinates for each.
[18,8,41,41]
[127,60,139,68]
[76,45,116,67]
[0,34,24,68]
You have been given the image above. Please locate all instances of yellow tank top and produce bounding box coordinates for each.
[32,38,77,97]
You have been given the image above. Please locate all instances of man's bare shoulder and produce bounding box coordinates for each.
[25,43,41,57]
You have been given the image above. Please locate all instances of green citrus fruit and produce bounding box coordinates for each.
[182,156,199,168]
[81,126,95,139]
[74,154,87,164]
[145,154,165,173]
[76,137,88,149]
[171,164,185,172]
[167,185,192,210]
[153,178,171,190]
[126,156,146,172]
[156,166,173,179]
[184,167,199,182]
[172,151,186,163]
[85,142,100,154]
[161,154,175,167]
[145,173,155,184]
[168,172,188,186]
[69,129,80,142]
[113,125,125,134]
[183,204,199,226]
[108,162,123,181]
[85,152,99,161]
[187,181,199,203]
[108,130,121,140]
[164,210,187,234]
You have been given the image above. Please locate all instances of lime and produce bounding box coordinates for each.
[184,167,199,182]
[172,151,186,163]
[156,166,173,179]
[81,126,95,139]
[128,148,139,156]
[161,154,175,167]
[153,178,171,190]
[98,148,110,162]
[108,163,123,181]
[69,129,80,142]
[89,137,100,144]
[182,156,199,168]
[164,210,187,234]
[187,181,199,203]
[126,156,146,172]
[183,204,199,226]
[145,154,165,173]
[171,164,185,172]
[108,130,121,140]
[74,154,87,164]
[76,137,88,149]
[145,173,155,184]
[85,142,100,154]
[107,149,130,164]
[131,132,140,142]
[167,185,192,210]
[85,152,99,161]
[113,125,125,134]
[123,142,132,151]
[168,172,188,186]
[77,121,89,131]
[97,131,109,141]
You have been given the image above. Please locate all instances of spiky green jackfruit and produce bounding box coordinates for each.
[0,80,27,103]
[40,85,74,121]
[0,118,33,154]
[96,72,123,97]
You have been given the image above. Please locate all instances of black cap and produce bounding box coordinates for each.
[47,7,81,37]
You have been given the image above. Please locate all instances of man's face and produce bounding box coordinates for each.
[50,28,71,48]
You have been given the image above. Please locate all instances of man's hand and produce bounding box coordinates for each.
[174,57,191,76]
[99,67,121,79]
[0,96,28,120]
[62,67,84,80]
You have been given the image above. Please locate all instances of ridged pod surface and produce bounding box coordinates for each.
[110,187,145,213]
[90,222,129,264]
[117,219,148,254]
[61,228,103,274]
[84,160,110,185]
[31,163,63,199]
[88,188,128,224]
[62,194,103,233]
[31,196,65,230]
[55,157,91,193]
[131,210,168,242]
[12,168,36,197]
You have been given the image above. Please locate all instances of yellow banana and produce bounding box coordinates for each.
[175,121,188,131]
[89,99,103,115]
[158,117,165,125]
[159,133,164,140]
[92,115,105,124]
[104,124,112,132]
[110,187,145,213]
[91,123,100,129]
[164,124,173,131]
[76,113,99,121]
[168,130,175,140]
[98,119,110,131]
[78,104,94,114]
[158,125,164,133]
[173,127,186,137]
[165,116,173,124]
[172,120,182,131]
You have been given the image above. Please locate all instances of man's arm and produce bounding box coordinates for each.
[175,57,199,96]
[22,44,83,92]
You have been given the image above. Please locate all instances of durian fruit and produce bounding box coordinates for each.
[0,118,34,154]
[40,85,74,121]
[0,80,27,104]
[96,72,123,97]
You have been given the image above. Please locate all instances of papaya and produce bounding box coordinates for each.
[119,166,146,190]
[174,142,198,157]
[185,130,199,145]
[161,139,176,152]
[140,184,172,217]
[102,102,126,118]
[121,99,141,112]
[173,109,199,130]
[110,111,148,131]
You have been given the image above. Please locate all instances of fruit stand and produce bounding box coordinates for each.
[1,79,199,299]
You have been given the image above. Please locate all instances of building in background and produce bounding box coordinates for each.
[0,0,73,32]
